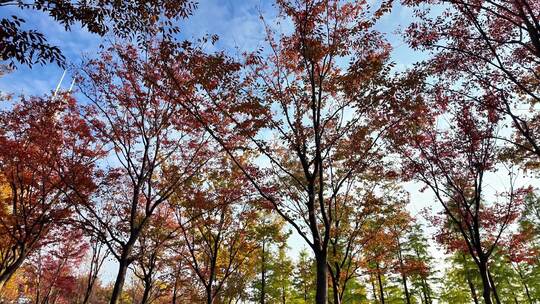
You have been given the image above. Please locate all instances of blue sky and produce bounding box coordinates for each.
[0,0,420,96]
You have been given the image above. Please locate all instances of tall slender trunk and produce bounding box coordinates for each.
[465,270,479,304]
[413,246,432,304]
[478,261,493,304]
[315,250,328,304]
[330,268,341,304]
[206,285,213,304]
[261,240,266,304]
[420,278,432,304]
[376,263,385,304]
[81,279,94,304]
[82,243,107,304]
[141,279,152,304]
[172,281,178,304]
[171,264,182,304]
[397,238,411,304]
[516,265,533,304]
[400,272,411,304]
[370,275,379,304]
[487,271,501,304]
[109,256,130,304]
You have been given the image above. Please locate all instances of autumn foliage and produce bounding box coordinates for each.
[1,0,540,304]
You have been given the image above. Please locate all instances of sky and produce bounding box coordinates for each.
[1,0,520,287]
[0,0,420,95]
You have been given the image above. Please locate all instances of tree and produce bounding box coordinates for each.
[23,227,88,304]
[76,42,208,304]
[327,182,405,304]
[361,197,411,304]
[159,1,402,302]
[0,0,197,69]
[402,224,436,304]
[250,213,291,304]
[78,236,109,304]
[0,93,98,294]
[293,249,316,303]
[439,252,482,304]
[171,156,258,304]
[132,206,178,304]
[267,245,296,304]
[395,91,530,303]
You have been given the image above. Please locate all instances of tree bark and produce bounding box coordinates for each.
[397,238,411,304]
[330,268,341,304]
[420,278,432,304]
[261,240,266,304]
[370,275,379,304]
[478,262,493,304]
[487,271,501,304]
[376,263,385,304]
[109,257,130,304]
[465,270,479,304]
[206,285,213,304]
[400,272,411,304]
[315,251,328,304]
[0,253,26,294]
[516,265,533,304]
[141,280,152,304]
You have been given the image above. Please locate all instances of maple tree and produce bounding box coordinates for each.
[75,42,208,304]
[394,88,531,303]
[0,93,98,294]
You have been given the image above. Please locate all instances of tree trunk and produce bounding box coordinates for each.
[81,279,94,304]
[370,275,379,304]
[401,272,411,304]
[466,271,479,304]
[0,255,25,294]
[109,257,130,304]
[315,251,328,304]
[397,239,411,304]
[172,282,178,304]
[261,240,266,304]
[141,280,152,304]
[376,263,385,304]
[0,276,7,294]
[172,267,180,304]
[206,285,213,304]
[478,262,493,304]
[420,278,431,304]
[516,265,533,304]
[330,269,341,304]
[487,271,501,304]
